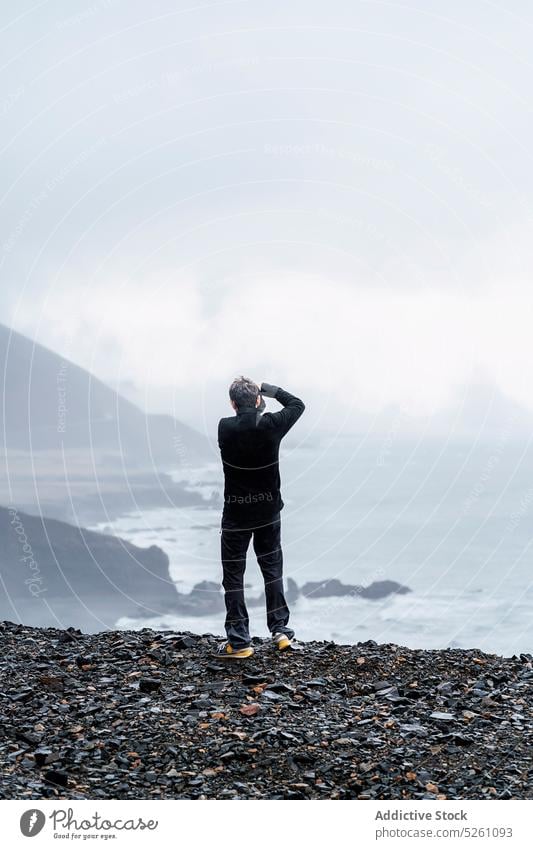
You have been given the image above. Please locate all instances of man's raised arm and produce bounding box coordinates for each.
[260,382,305,436]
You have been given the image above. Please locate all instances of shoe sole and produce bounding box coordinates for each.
[274,638,292,651]
[212,649,254,660]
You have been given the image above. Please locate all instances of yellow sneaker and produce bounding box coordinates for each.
[213,641,254,659]
[272,632,293,651]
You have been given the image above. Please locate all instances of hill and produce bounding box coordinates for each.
[0,322,208,462]
[0,323,212,522]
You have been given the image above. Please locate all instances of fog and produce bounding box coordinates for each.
[1,0,532,435]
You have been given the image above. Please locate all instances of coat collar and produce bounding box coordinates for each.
[236,404,258,415]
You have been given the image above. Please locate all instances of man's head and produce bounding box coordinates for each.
[229,376,261,411]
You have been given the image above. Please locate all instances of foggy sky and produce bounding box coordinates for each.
[1,0,533,435]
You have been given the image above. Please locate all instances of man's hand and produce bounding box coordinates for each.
[260,382,279,398]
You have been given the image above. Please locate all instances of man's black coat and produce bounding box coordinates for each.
[218,384,305,522]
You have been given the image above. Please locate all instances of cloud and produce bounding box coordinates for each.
[16,263,533,429]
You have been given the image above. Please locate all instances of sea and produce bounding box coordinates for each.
[90,434,533,657]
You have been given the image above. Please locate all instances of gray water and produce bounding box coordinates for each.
[92,434,533,656]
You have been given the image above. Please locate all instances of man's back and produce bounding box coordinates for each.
[218,384,305,521]
[215,378,304,658]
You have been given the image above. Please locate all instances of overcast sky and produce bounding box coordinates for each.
[1,0,533,435]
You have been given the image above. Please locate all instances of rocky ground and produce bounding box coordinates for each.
[0,621,531,800]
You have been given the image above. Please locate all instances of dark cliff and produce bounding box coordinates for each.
[0,506,177,631]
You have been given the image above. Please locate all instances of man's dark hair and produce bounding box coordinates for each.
[229,376,260,409]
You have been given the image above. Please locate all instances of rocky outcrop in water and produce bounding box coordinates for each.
[292,578,411,601]
[128,576,412,619]
[0,621,530,800]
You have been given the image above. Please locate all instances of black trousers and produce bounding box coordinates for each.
[220,512,294,648]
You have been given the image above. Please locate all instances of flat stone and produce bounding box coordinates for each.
[430,712,456,721]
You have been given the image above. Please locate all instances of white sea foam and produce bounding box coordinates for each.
[94,437,533,654]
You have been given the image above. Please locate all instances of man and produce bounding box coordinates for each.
[215,377,305,659]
